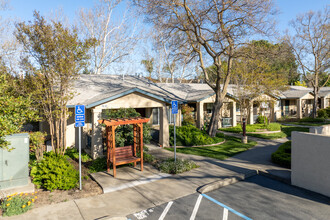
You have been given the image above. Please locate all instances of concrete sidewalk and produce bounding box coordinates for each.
[2,134,290,220]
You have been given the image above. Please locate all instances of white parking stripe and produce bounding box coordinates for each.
[190,194,203,220]
[222,208,228,220]
[158,201,173,220]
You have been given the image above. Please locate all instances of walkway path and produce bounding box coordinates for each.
[3,134,291,220]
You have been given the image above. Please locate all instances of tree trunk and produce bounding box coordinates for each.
[55,119,60,154]
[313,86,319,118]
[62,108,67,155]
[207,94,223,137]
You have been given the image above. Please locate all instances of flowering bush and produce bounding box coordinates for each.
[1,192,37,217]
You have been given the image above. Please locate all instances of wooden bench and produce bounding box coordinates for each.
[110,145,141,165]
[98,118,149,178]
[109,145,143,177]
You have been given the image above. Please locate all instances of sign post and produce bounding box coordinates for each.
[171,101,178,162]
[75,105,85,191]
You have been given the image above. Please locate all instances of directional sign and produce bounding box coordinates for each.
[75,115,85,122]
[171,100,178,114]
[75,105,85,127]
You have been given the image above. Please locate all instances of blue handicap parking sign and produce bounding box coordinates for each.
[171,100,178,114]
[75,105,85,115]
[75,105,85,127]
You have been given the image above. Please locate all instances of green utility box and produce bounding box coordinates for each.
[0,133,29,190]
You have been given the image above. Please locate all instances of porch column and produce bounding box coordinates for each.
[160,105,169,147]
[321,97,326,109]
[297,99,302,119]
[91,108,103,159]
[176,108,182,126]
[196,102,204,129]
[231,102,237,127]
[248,102,254,124]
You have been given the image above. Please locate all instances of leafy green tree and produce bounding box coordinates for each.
[102,108,151,147]
[15,11,94,155]
[231,40,288,124]
[250,40,299,85]
[0,67,37,150]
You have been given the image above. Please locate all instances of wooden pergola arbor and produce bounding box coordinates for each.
[98,117,150,177]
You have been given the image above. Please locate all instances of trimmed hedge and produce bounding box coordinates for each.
[299,117,326,123]
[169,125,224,146]
[159,158,199,174]
[271,141,291,168]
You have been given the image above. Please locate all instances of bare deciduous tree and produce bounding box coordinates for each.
[135,0,276,136]
[79,0,140,74]
[285,7,329,118]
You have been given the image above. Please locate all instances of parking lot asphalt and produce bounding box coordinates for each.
[127,175,330,220]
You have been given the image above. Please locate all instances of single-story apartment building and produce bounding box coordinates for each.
[40,74,330,158]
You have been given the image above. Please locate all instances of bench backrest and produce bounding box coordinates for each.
[110,145,134,161]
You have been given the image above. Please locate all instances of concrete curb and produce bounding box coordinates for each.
[197,170,258,194]
[258,170,291,185]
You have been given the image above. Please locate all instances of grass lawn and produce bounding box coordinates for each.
[219,123,281,133]
[247,126,309,139]
[220,125,309,139]
[280,121,330,126]
[165,135,257,160]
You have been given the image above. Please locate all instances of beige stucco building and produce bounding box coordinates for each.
[44,75,329,158]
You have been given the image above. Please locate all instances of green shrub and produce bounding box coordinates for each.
[256,115,268,124]
[326,107,330,117]
[266,123,281,131]
[143,152,156,164]
[102,108,152,147]
[299,117,325,123]
[65,147,92,162]
[169,125,224,146]
[1,193,37,217]
[159,158,198,174]
[317,109,328,118]
[30,153,78,191]
[88,157,107,173]
[271,141,291,168]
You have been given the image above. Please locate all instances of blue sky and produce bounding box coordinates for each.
[1,0,328,75]
[2,0,328,32]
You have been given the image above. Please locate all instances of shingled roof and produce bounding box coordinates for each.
[319,87,330,98]
[68,75,326,108]
[67,74,220,108]
[279,86,313,99]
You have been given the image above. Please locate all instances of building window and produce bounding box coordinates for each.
[167,108,175,124]
[236,103,240,112]
[206,103,213,114]
[152,108,159,125]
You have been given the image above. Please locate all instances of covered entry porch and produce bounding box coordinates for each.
[66,90,171,159]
